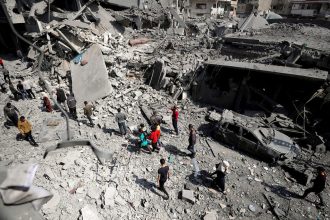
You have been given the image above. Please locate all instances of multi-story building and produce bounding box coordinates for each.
[237,0,272,17]
[270,0,293,16]
[185,0,237,17]
[211,0,238,17]
[290,0,330,18]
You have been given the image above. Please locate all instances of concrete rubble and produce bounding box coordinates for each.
[0,0,329,220]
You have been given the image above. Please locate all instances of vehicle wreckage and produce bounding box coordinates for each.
[211,109,301,164]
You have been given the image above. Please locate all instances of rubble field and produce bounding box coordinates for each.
[0,1,329,220]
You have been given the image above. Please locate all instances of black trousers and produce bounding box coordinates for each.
[172,118,178,135]
[152,142,159,151]
[86,115,94,126]
[26,89,35,99]
[8,114,18,127]
[159,180,169,197]
[118,122,127,135]
[69,107,77,118]
[213,176,225,192]
[24,131,37,145]
[302,187,324,205]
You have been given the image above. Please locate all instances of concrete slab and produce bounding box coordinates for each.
[182,190,195,204]
[205,60,328,81]
[70,44,111,105]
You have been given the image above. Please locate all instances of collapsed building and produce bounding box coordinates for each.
[0,0,329,219]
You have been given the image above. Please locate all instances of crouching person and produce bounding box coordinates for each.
[17,116,38,146]
[137,126,152,154]
[210,160,230,194]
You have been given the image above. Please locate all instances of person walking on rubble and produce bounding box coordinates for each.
[148,125,160,152]
[3,102,20,127]
[187,124,197,158]
[157,158,170,199]
[210,161,230,194]
[56,87,67,111]
[22,77,36,99]
[2,68,10,83]
[83,101,95,127]
[67,93,77,119]
[17,116,38,146]
[0,57,4,68]
[17,80,28,100]
[115,108,127,136]
[150,110,162,128]
[300,166,326,207]
[171,105,179,135]
[9,80,21,101]
[42,95,52,112]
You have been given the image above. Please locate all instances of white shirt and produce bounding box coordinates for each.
[22,81,31,90]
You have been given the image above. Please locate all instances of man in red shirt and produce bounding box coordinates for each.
[0,58,4,68]
[148,125,160,152]
[171,105,179,135]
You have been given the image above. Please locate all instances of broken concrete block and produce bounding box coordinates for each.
[81,205,101,220]
[104,186,117,206]
[182,190,195,204]
[70,44,112,104]
[203,211,217,220]
[208,111,221,122]
[42,190,60,214]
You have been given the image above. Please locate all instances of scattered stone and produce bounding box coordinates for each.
[182,190,195,204]
[81,205,101,220]
[248,204,256,212]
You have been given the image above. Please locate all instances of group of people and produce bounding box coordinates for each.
[3,102,38,146]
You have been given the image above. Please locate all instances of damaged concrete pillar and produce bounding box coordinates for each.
[149,59,166,91]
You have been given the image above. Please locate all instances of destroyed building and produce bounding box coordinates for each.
[0,0,329,220]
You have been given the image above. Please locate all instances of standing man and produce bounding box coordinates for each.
[67,93,77,119]
[83,101,94,127]
[210,161,230,194]
[148,125,160,152]
[0,57,4,68]
[187,124,197,158]
[22,77,36,99]
[43,95,53,112]
[3,102,20,127]
[17,116,38,146]
[56,87,67,111]
[9,81,21,101]
[157,158,170,199]
[171,105,179,135]
[2,68,10,83]
[150,110,162,128]
[301,167,326,207]
[17,80,28,100]
[115,108,127,136]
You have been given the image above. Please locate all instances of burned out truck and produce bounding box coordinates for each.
[211,110,301,164]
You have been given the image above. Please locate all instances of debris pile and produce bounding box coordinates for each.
[0,1,329,220]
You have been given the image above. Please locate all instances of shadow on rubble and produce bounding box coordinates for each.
[186,170,214,188]
[262,182,301,200]
[197,123,215,137]
[133,174,167,199]
[163,144,188,157]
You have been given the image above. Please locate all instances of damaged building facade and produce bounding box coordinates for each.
[0,0,329,220]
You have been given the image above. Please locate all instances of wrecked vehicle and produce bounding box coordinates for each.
[212,110,301,164]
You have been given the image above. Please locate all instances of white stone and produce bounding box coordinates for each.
[104,186,117,206]
[81,205,101,220]
[182,190,195,204]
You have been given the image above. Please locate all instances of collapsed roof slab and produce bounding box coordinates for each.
[204,60,328,81]
[102,0,141,8]
[70,44,112,104]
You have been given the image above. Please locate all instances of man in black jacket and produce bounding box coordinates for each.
[301,167,326,206]
[187,124,197,158]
